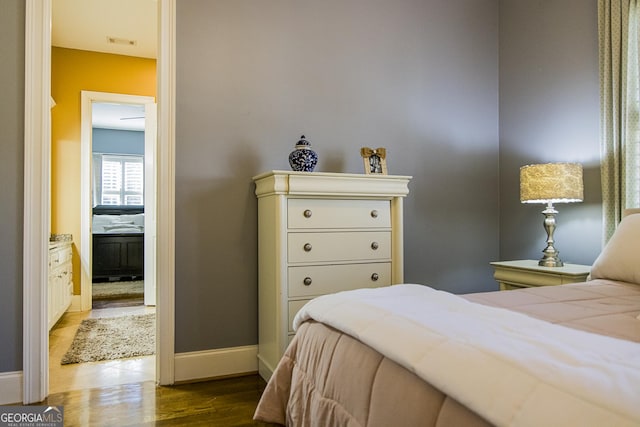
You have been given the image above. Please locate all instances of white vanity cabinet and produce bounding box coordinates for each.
[48,240,73,330]
[253,171,411,381]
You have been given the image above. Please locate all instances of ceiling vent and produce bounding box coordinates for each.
[107,36,137,47]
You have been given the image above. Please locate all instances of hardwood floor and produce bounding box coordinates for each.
[45,289,277,425]
[91,296,145,309]
[37,375,278,426]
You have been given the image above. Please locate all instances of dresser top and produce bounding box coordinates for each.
[50,233,72,242]
[253,170,412,198]
[252,170,412,180]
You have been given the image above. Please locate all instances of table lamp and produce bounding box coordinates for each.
[520,163,584,267]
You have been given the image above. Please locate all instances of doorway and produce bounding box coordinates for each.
[48,70,158,395]
[79,92,158,310]
[23,0,176,403]
[90,101,153,309]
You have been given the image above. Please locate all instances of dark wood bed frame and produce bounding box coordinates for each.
[92,205,144,282]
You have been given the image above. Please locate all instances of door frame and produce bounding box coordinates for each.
[23,0,176,403]
[80,92,156,310]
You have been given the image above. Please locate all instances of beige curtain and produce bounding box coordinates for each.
[599,0,640,242]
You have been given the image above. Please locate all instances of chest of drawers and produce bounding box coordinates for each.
[253,170,411,380]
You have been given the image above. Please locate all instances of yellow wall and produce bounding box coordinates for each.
[51,47,156,293]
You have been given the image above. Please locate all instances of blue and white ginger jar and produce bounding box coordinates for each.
[288,135,318,172]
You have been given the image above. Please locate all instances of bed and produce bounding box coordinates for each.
[254,211,640,426]
[92,205,144,282]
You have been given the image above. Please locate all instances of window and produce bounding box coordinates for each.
[94,154,144,205]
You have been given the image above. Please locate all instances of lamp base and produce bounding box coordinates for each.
[538,257,564,267]
[538,202,564,267]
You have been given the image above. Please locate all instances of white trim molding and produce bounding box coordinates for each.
[79,91,156,312]
[68,295,82,312]
[23,0,177,402]
[23,0,51,405]
[0,371,23,405]
[157,0,177,386]
[174,346,258,383]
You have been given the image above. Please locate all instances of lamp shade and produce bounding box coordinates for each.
[520,163,584,204]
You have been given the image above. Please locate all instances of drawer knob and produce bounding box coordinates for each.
[303,277,312,286]
[371,241,379,250]
[371,273,379,281]
[370,210,379,218]
[303,209,313,218]
[303,243,313,252]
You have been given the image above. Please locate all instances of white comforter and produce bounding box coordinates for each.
[293,284,640,427]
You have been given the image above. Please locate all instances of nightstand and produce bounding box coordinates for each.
[490,260,592,290]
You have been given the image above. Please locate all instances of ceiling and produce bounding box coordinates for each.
[92,102,146,132]
[52,0,157,59]
[52,0,157,131]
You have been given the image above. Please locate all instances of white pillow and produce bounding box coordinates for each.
[111,220,134,225]
[120,213,145,226]
[103,224,143,232]
[590,213,640,285]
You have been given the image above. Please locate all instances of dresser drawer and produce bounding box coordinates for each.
[288,231,391,263]
[49,244,72,267]
[288,299,310,333]
[288,262,391,298]
[288,199,390,229]
[49,250,61,268]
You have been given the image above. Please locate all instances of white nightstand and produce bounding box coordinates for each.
[490,260,592,290]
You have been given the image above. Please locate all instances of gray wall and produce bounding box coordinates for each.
[176,0,499,352]
[92,128,145,155]
[0,0,24,372]
[499,0,602,265]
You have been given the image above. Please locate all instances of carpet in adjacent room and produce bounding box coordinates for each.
[92,280,144,299]
[92,280,145,309]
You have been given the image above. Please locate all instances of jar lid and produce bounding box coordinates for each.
[296,135,310,146]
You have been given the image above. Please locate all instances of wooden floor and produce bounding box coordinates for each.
[91,295,145,309]
[37,375,278,426]
[44,291,279,425]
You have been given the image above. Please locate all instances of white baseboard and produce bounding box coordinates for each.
[174,345,258,383]
[0,371,23,405]
[68,295,83,312]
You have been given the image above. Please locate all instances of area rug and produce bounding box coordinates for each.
[92,280,144,299]
[61,313,155,365]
